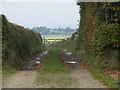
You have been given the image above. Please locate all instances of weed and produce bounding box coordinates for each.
[38,49,69,74]
[86,55,119,88]
[37,49,78,88]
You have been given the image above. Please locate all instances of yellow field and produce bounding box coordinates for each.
[42,35,71,45]
[42,35,71,39]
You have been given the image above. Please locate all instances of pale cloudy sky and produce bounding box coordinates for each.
[2,0,76,2]
[1,0,80,28]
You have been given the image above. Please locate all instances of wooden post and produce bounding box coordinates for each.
[43,37,45,47]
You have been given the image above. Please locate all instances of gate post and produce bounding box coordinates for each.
[43,37,45,47]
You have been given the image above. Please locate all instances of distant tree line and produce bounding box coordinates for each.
[32,27,77,35]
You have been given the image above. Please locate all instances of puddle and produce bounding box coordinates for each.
[36,58,40,60]
[65,52,72,55]
[42,51,49,55]
[66,61,77,64]
[61,50,80,69]
[62,50,72,55]
[35,61,40,64]
[19,50,48,70]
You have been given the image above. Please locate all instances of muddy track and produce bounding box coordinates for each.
[3,50,106,88]
[61,50,106,88]
[3,51,48,88]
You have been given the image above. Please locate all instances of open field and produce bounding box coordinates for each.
[42,35,71,39]
[42,35,71,46]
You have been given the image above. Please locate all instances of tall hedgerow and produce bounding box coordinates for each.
[1,15,44,68]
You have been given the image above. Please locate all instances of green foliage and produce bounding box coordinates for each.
[89,68,118,88]
[37,74,78,88]
[93,2,120,53]
[37,49,77,88]
[33,27,76,35]
[84,55,119,88]
[2,62,17,75]
[74,2,120,88]
[76,2,119,68]
[92,22,120,54]
[2,61,18,87]
[77,3,86,51]
[38,49,69,74]
[2,15,44,68]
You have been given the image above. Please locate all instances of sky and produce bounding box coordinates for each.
[1,0,80,29]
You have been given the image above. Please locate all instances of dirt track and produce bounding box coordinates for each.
[3,50,106,88]
[3,67,106,88]
[4,71,37,88]
[71,69,105,88]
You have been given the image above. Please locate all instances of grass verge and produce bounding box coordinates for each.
[2,63,18,76]
[2,63,18,87]
[55,39,119,88]
[36,74,78,88]
[50,38,119,88]
[38,49,69,74]
[86,56,119,88]
[37,48,78,88]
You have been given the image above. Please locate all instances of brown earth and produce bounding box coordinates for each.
[3,50,106,88]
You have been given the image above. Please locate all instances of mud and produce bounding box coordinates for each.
[19,50,48,70]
